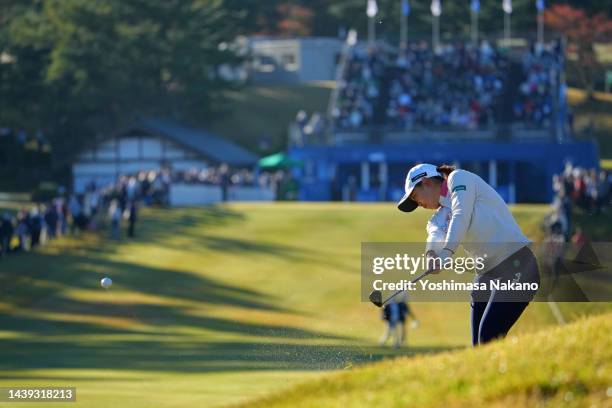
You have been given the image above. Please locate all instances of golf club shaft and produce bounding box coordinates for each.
[381,269,432,306]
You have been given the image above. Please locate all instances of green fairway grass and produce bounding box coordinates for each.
[0,203,609,407]
[238,312,612,408]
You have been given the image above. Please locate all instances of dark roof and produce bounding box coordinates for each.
[135,118,257,166]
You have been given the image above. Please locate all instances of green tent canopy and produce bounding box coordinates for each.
[257,152,302,169]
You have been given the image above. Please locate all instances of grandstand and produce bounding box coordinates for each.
[289,39,599,204]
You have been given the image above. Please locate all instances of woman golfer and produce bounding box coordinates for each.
[398,163,540,346]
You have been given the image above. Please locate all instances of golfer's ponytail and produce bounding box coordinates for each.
[436,164,456,178]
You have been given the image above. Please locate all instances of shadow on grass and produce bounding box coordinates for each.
[1,251,286,313]
[138,206,243,246]
[0,248,348,344]
[0,230,354,376]
[0,204,440,376]
[130,205,352,271]
[0,204,309,312]
[3,294,347,341]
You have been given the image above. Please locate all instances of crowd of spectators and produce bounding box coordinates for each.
[327,40,565,133]
[386,40,506,129]
[0,169,175,258]
[331,41,507,131]
[0,179,144,260]
[77,165,281,208]
[173,165,298,201]
[174,164,277,189]
[544,162,611,243]
[93,165,294,207]
[0,163,298,259]
[513,41,564,127]
[333,46,386,129]
[0,204,62,257]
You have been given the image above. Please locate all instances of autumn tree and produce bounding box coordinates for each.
[544,4,612,97]
[276,3,313,37]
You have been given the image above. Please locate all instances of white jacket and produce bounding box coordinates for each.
[431,169,530,274]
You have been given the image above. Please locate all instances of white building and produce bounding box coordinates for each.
[248,37,342,84]
[72,118,257,193]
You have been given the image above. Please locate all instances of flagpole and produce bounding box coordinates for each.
[504,12,511,45]
[471,9,478,45]
[537,9,543,45]
[431,0,441,53]
[471,1,479,46]
[432,15,439,51]
[503,0,512,46]
[367,0,378,45]
[400,5,408,49]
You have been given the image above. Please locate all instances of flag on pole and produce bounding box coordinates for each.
[402,0,410,16]
[367,0,378,18]
[471,0,480,13]
[502,0,512,14]
[535,0,545,12]
[431,0,441,17]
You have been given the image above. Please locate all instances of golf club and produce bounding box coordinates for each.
[368,269,432,308]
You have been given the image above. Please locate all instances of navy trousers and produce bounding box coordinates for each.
[471,246,540,346]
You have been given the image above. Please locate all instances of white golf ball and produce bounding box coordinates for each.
[100,277,113,289]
